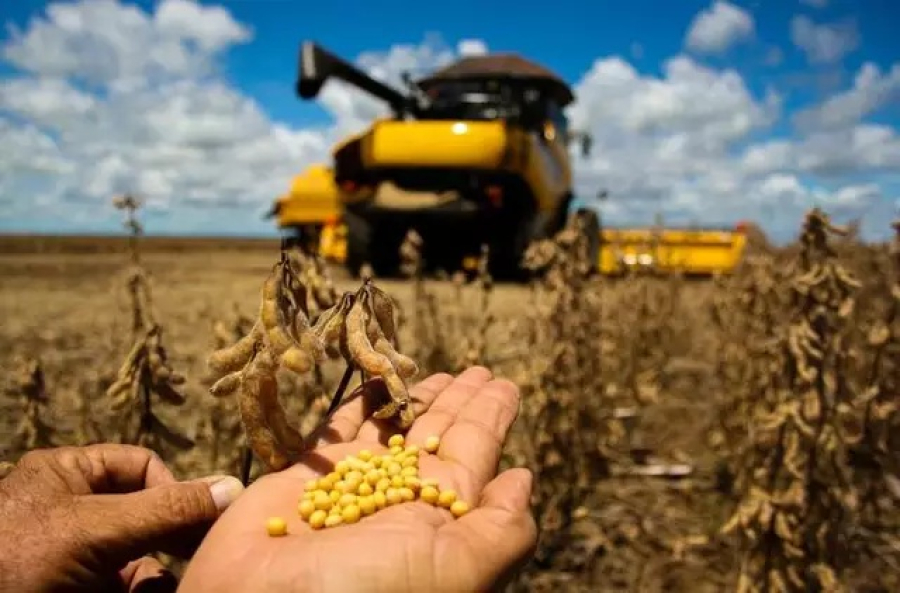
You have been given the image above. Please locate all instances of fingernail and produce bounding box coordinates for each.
[200,475,245,512]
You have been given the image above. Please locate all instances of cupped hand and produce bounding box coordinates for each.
[178,367,537,593]
[0,444,244,593]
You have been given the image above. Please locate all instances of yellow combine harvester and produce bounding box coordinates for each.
[265,164,341,253]
[286,41,598,280]
[270,41,748,278]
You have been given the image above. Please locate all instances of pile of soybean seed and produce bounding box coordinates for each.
[266,434,469,536]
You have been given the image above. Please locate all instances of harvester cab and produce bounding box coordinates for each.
[295,41,594,279]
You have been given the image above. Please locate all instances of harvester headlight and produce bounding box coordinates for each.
[451,122,468,135]
[623,254,637,265]
[638,253,653,266]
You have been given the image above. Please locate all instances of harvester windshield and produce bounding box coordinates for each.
[424,80,524,121]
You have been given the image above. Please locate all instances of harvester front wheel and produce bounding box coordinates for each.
[343,210,370,278]
[488,207,538,281]
[343,210,403,278]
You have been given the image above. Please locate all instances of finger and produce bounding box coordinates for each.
[17,444,176,495]
[319,372,455,445]
[77,475,244,567]
[435,377,520,493]
[405,366,494,445]
[436,468,537,592]
[81,444,176,492]
[120,556,177,593]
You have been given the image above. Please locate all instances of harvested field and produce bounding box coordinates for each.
[1,211,898,591]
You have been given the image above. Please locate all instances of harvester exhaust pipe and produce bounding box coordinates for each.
[296,42,409,116]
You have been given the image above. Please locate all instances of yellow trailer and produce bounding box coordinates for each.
[598,224,748,276]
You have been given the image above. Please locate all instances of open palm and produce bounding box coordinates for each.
[178,367,536,593]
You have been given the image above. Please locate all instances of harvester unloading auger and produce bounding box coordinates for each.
[293,41,598,280]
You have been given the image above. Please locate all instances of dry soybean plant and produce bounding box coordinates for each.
[205,248,419,482]
[7,357,54,450]
[105,195,193,452]
[513,213,619,584]
[723,208,863,592]
[105,325,194,450]
[849,220,900,570]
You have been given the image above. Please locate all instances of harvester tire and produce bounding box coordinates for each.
[489,207,538,281]
[343,210,370,278]
[574,208,601,276]
[343,210,404,278]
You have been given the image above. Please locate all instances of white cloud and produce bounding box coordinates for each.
[566,50,898,239]
[685,1,754,54]
[457,39,488,57]
[794,62,900,130]
[0,1,465,231]
[790,15,859,64]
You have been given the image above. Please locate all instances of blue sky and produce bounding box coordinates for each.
[0,0,898,241]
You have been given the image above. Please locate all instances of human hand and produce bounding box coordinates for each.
[0,444,244,592]
[179,367,537,593]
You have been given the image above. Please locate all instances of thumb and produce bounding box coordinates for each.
[438,468,538,591]
[79,475,244,566]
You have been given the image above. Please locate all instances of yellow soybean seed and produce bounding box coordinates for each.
[450,500,470,517]
[438,490,457,508]
[365,470,381,486]
[388,434,405,448]
[334,480,349,493]
[401,456,418,468]
[304,479,318,492]
[309,510,327,529]
[357,482,373,496]
[404,476,421,491]
[399,487,415,502]
[420,486,439,504]
[345,470,364,485]
[424,435,440,453]
[405,445,420,455]
[373,490,387,509]
[324,514,343,528]
[335,460,350,474]
[342,504,362,524]
[329,490,341,503]
[302,491,315,501]
[375,477,391,492]
[401,466,418,478]
[386,488,402,505]
[329,506,341,516]
[298,499,316,519]
[390,445,404,456]
[371,455,383,468]
[339,493,357,507]
[386,462,402,476]
[314,491,332,511]
[266,517,287,537]
[358,449,373,461]
[391,476,405,488]
[359,495,376,515]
